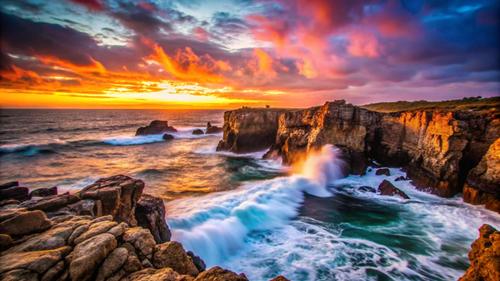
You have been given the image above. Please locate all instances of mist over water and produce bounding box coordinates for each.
[1,109,499,281]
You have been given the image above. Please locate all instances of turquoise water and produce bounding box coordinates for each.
[1,109,499,281]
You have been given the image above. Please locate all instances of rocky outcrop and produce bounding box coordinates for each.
[136,120,177,136]
[463,139,500,212]
[459,224,500,281]
[205,122,222,134]
[216,108,290,153]
[219,100,499,210]
[163,134,174,141]
[378,180,410,199]
[0,176,253,281]
[29,187,57,198]
[0,182,29,201]
[192,129,204,135]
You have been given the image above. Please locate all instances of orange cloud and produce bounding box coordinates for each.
[36,55,107,75]
[347,31,380,58]
[253,48,277,78]
[0,65,42,83]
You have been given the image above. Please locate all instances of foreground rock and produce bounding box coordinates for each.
[378,180,410,199]
[219,100,499,212]
[216,108,289,153]
[136,120,177,136]
[460,224,500,281]
[0,176,255,281]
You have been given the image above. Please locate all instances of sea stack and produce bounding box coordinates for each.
[136,120,177,136]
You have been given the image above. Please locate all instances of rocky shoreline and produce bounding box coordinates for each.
[0,176,287,281]
[217,100,499,213]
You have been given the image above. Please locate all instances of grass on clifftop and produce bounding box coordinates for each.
[362,97,500,113]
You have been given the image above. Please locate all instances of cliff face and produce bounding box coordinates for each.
[218,100,499,210]
[216,108,289,153]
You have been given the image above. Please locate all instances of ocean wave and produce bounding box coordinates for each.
[0,142,63,156]
[167,145,346,265]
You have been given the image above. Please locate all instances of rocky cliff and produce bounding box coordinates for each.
[0,176,256,281]
[216,108,290,153]
[460,224,500,281]
[218,101,499,210]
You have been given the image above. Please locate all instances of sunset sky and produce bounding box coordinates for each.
[0,0,499,109]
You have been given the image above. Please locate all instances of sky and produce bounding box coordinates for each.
[0,0,499,109]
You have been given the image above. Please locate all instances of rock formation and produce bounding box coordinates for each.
[0,176,252,281]
[205,122,222,134]
[192,129,204,135]
[218,101,499,211]
[216,108,289,153]
[378,180,410,199]
[460,224,500,281]
[136,121,177,136]
[162,134,174,141]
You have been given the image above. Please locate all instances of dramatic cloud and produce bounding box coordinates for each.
[0,0,498,108]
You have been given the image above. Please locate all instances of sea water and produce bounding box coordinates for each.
[1,109,498,281]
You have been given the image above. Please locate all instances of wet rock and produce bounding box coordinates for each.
[0,210,52,236]
[205,122,222,134]
[394,176,408,181]
[0,246,71,274]
[187,251,206,272]
[29,186,58,198]
[68,233,117,281]
[1,269,38,281]
[359,186,376,193]
[0,233,13,251]
[79,175,144,225]
[123,227,156,259]
[192,129,204,135]
[163,134,175,141]
[20,193,79,212]
[375,168,390,176]
[377,180,410,199]
[217,108,289,153]
[463,138,500,213]
[460,224,500,281]
[136,194,171,243]
[136,120,177,136]
[96,247,129,281]
[194,266,248,281]
[0,181,19,189]
[153,241,199,276]
[0,186,29,201]
[65,199,103,217]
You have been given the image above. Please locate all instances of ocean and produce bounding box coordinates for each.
[1,109,499,281]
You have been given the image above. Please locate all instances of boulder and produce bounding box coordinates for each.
[136,194,171,243]
[394,176,407,181]
[205,122,223,134]
[6,224,74,253]
[375,168,390,176]
[0,181,19,189]
[125,267,185,281]
[163,134,175,141]
[136,120,177,136]
[73,220,118,245]
[0,246,71,274]
[29,186,58,198]
[0,210,52,236]
[69,233,118,281]
[152,241,199,276]
[0,186,29,201]
[96,247,129,281]
[187,251,206,272]
[192,129,204,135]
[0,233,13,251]
[123,227,156,258]
[459,224,500,281]
[377,180,410,199]
[20,193,79,212]
[79,175,144,225]
[194,266,248,281]
[359,186,376,193]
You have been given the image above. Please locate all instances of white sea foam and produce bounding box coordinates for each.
[102,127,222,146]
[167,145,346,265]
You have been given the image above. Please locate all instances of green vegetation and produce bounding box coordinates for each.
[362,96,500,113]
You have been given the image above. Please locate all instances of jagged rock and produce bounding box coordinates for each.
[65,199,103,217]
[153,241,199,276]
[5,224,74,253]
[0,186,29,201]
[459,224,500,281]
[96,247,129,281]
[217,108,289,153]
[375,168,390,176]
[0,181,19,189]
[79,175,144,225]
[163,134,175,141]
[136,194,171,243]
[359,186,376,193]
[136,120,177,136]
[187,251,206,272]
[194,266,248,281]
[123,227,156,259]
[73,220,117,244]
[125,267,187,281]
[0,210,52,236]
[269,276,290,281]
[68,233,117,281]
[463,138,500,213]
[378,180,410,199]
[29,186,57,198]
[205,122,222,134]
[20,193,79,212]
[0,246,71,274]
[395,176,407,181]
[192,129,204,135]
